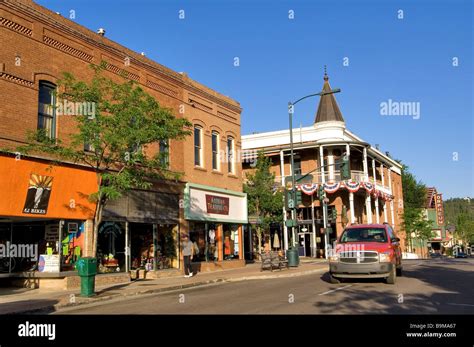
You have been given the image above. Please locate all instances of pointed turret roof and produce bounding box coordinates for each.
[314,68,345,124]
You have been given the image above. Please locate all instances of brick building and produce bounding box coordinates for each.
[242,73,405,258]
[0,0,247,288]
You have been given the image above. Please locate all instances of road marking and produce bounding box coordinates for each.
[318,285,353,296]
[447,303,474,307]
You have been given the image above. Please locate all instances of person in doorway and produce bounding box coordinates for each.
[182,234,194,278]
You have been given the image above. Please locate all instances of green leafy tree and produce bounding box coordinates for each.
[18,63,191,256]
[244,151,283,254]
[444,198,474,245]
[399,163,433,251]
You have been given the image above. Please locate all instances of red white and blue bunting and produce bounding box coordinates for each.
[343,180,360,193]
[323,182,341,194]
[294,179,393,201]
[299,183,319,195]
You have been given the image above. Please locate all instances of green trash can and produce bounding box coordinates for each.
[286,248,300,267]
[76,257,97,297]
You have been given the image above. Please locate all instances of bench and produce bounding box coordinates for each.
[260,251,289,271]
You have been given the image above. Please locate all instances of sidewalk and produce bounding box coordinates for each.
[0,260,328,314]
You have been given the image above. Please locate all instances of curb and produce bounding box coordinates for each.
[8,266,328,314]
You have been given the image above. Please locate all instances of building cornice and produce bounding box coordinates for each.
[2,0,241,114]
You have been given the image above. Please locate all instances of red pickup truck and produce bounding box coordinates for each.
[329,223,403,284]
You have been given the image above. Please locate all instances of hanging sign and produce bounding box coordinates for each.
[435,194,444,226]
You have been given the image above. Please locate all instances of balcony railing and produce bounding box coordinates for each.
[274,170,391,192]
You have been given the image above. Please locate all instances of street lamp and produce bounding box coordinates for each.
[287,87,341,253]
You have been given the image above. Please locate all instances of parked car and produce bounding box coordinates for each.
[329,223,402,285]
[455,252,468,258]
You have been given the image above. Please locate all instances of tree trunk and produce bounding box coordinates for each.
[92,194,104,258]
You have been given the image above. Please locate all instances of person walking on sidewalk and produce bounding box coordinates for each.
[182,235,194,278]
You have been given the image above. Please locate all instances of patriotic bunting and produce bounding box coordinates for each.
[299,183,319,195]
[343,180,360,193]
[324,182,341,194]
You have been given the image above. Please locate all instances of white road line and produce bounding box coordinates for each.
[447,303,474,307]
[319,285,353,296]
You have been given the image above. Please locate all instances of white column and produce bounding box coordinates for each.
[319,146,325,184]
[363,148,372,223]
[381,164,388,223]
[280,150,288,252]
[372,159,380,224]
[311,193,317,257]
[328,148,334,181]
[349,192,355,224]
[388,168,395,226]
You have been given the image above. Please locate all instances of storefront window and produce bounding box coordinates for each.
[223,224,239,260]
[97,222,125,273]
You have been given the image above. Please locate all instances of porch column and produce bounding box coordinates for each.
[349,192,355,224]
[328,148,334,181]
[280,150,288,252]
[363,148,372,224]
[372,158,380,223]
[388,168,395,226]
[381,164,388,223]
[311,193,317,257]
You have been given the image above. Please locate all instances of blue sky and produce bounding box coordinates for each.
[37,0,473,199]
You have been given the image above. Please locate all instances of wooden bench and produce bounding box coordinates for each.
[260,251,289,271]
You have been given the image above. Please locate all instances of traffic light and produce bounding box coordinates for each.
[295,190,302,206]
[331,207,337,220]
[285,189,295,210]
[318,185,326,202]
[340,155,351,180]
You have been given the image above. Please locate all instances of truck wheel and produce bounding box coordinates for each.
[396,266,402,277]
[329,274,340,284]
[385,266,396,284]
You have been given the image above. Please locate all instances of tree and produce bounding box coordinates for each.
[444,198,474,245]
[399,163,433,252]
[18,63,191,257]
[243,151,283,254]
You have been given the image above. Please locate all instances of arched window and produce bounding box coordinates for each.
[227,136,234,174]
[194,126,203,167]
[211,131,219,171]
[38,81,57,138]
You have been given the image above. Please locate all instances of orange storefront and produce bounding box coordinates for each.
[0,153,98,275]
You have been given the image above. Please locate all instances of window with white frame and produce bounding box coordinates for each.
[227,136,234,174]
[194,126,203,167]
[211,131,219,171]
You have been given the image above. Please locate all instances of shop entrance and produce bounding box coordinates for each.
[97,222,125,273]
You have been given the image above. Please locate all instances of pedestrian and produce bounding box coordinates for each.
[182,234,194,278]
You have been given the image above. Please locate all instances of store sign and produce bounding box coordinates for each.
[186,184,247,223]
[206,195,229,215]
[435,194,444,226]
[38,254,60,272]
[23,174,53,215]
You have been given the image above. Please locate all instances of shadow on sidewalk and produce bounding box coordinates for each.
[1,299,59,315]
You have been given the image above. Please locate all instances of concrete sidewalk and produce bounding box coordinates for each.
[0,260,328,314]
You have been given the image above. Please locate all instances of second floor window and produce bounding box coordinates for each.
[212,131,219,170]
[227,136,234,174]
[159,139,169,168]
[194,126,202,167]
[293,156,302,176]
[38,81,56,139]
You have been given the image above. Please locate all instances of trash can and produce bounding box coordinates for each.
[286,248,300,267]
[76,257,97,297]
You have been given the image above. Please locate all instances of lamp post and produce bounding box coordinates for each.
[287,87,341,251]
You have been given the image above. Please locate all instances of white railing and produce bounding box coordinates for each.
[274,170,391,192]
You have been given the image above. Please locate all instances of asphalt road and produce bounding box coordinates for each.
[57,258,474,314]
